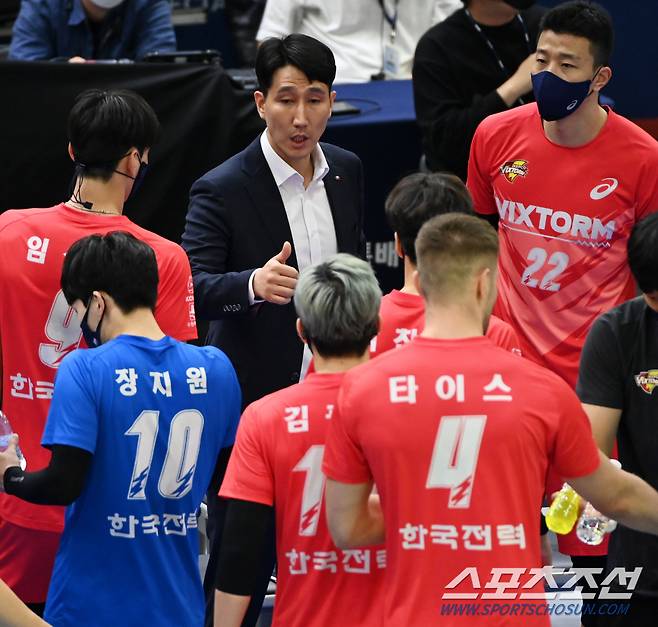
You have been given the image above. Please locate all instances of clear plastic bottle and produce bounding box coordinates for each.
[576,460,622,545]
[545,483,580,534]
[0,411,26,472]
[576,502,610,545]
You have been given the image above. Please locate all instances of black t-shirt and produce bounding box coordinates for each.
[412,6,545,180]
[577,296,658,597]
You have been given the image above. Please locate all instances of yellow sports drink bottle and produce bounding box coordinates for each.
[545,483,580,534]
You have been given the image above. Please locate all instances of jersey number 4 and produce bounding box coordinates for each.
[125,409,204,500]
[426,415,487,509]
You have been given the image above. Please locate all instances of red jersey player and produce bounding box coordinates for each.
[323,214,658,626]
[372,172,521,358]
[0,89,196,610]
[466,2,658,571]
[467,3,658,388]
[215,254,384,627]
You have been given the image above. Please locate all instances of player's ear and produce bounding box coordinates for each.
[68,143,75,162]
[254,91,267,120]
[475,267,494,308]
[296,318,307,345]
[394,233,404,260]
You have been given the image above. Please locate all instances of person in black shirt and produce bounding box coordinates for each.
[577,212,658,625]
[413,0,545,180]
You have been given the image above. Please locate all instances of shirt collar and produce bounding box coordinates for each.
[260,130,329,188]
[69,0,87,26]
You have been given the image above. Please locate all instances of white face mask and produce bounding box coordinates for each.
[89,0,125,9]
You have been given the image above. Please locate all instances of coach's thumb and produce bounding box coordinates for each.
[275,241,292,264]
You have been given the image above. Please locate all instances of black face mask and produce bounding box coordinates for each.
[80,296,104,348]
[114,152,149,201]
[503,0,535,9]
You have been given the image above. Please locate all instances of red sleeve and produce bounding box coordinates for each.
[550,378,601,480]
[153,244,198,341]
[219,403,275,507]
[636,146,658,220]
[466,120,497,215]
[486,316,522,355]
[322,374,373,484]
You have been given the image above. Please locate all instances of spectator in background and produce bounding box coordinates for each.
[413,0,545,180]
[8,0,176,61]
[257,0,461,83]
[215,253,384,627]
[372,171,522,357]
[0,89,196,617]
[577,213,658,625]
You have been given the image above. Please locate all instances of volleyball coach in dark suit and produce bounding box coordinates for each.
[182,34,365,626]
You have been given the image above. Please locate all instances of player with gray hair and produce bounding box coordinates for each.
[294,253,381,359]
[214,253,383,627]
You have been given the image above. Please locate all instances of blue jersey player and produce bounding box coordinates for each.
[0,231,241,626]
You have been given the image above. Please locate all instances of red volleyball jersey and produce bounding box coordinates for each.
[220,372,384,627]
[0,203,197,532]
[467,103,658,388]
[323,336,600,626]
[370,289,522,357]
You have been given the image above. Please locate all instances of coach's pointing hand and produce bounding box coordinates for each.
[253,241,299,305]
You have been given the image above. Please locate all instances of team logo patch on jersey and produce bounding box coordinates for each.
[635,369,658,395]
[500,160,528,183]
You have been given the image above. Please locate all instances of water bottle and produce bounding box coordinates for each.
[0,411,26,472]
[576,460,622,545]
[545,483,580,534]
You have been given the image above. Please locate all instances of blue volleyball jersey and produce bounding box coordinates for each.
[41,335,241,627]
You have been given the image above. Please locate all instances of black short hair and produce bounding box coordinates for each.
[628,213,658,294]
[539,1,614,67]
[68,89,160,182]
[256,34,336,95]
[385,172,474,264]
[61,231,159,313]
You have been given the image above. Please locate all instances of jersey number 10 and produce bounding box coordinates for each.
[125,409,204,500]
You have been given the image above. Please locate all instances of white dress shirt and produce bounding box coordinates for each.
[254,130,338,378]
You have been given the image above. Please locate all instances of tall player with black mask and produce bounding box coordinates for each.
[0,88,196,616]
[413,0,546,180]
[468,3,658,624]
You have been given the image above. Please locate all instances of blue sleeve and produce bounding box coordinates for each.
[42,352,99,454]
[8,0,56,60]
[133,0,176,59]
[208,349,242,448]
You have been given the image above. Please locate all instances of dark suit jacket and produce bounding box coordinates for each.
[182,136,365,407]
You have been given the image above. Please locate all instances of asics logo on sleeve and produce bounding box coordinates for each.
[590,178,619,200]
